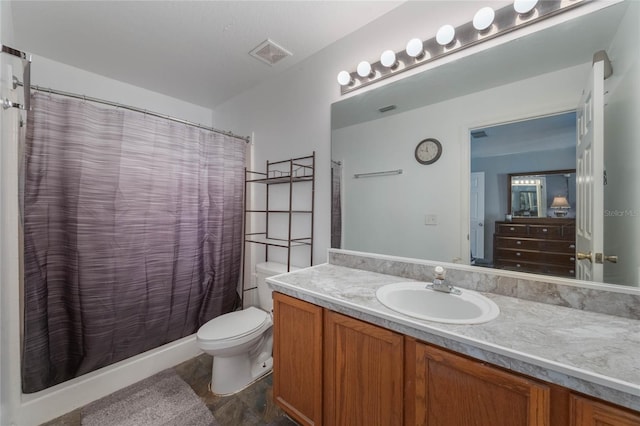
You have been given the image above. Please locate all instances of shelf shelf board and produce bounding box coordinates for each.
[246,175,314,185]
[245,235,312,248]
[245,209,313,214]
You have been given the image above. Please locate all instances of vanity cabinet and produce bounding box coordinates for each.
[324,310,404,426]
[406,338,551,426]
[273,293,403,426]
[570,394,640,426]
[494,220,576,277]
[272,292,323,426]
[272,292,639,426]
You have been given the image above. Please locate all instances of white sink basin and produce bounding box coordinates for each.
[376,282,500,324]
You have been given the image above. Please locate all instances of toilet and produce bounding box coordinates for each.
[196,261,296,395]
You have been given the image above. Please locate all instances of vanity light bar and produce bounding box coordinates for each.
[337,0,587,95]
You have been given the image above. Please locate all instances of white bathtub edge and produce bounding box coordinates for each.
[17,334,201,426]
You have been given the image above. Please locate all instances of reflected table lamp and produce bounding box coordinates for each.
[550,196,571,217]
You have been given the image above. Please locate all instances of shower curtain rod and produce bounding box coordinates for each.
[20,82,251,143]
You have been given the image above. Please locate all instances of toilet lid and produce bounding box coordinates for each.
[197,307,268,341]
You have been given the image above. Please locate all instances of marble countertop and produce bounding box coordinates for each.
[267,263,640,411]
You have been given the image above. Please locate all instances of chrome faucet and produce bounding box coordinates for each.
[426,266,462,295]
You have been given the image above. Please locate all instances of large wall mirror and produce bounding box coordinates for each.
[330,1,639,288]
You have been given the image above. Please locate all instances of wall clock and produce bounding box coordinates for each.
[414,138,442,165]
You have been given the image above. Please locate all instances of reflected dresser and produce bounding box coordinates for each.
[493,219,576,277]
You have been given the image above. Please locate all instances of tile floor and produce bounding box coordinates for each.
[41,354,298,426]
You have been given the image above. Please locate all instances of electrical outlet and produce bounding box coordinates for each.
[425,214,437,225]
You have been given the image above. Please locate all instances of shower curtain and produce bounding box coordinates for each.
[22,93,246,393]
[331,160,342,248]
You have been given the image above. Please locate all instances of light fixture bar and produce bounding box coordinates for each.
[338,0,586,95]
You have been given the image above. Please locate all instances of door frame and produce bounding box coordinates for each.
[462,109,578,265]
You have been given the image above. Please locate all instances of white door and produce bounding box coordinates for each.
[470,172,485,260]
[576,60,605,281]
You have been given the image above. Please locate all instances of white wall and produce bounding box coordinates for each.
[332,64,589,263]
[1,2,18,423]
[30,56,214,126]
[603,1,640,286]
[0,57,22,426]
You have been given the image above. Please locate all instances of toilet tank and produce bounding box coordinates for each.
[255,262,299,312]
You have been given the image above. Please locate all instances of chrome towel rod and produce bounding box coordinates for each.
[354,169,403,179]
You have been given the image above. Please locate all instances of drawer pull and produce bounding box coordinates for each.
[570,270,575,274]
[570,257,576,261]
[542,228,548,232]
[516,264,521,268]
[516,252,521,256]
[569,244,576,249]
[516,241,522,245]
[509,227,515,231]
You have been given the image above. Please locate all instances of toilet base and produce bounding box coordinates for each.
[210,354,273,396]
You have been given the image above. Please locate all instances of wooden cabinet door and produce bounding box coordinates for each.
[571,394,640,426]
[324,310,404,426]
[273,292,323,426]
[411,341,550,426]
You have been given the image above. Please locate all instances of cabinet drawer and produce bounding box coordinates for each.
[496,248,576,266]
[495,259,576,277]
[529,224,575,240]
[528,224,564,238]
[495,221,576,240]
[496,224,528,236]
[496,237,576,253]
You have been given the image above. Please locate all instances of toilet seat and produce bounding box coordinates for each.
[197,307,269,342]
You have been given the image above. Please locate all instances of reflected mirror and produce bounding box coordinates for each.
[330,1,639,288]
[508,170,576,219]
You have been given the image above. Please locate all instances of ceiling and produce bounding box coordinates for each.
[470,111,577,159]
[9,1,403,110]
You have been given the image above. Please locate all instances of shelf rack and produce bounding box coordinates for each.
[243,152,315,277]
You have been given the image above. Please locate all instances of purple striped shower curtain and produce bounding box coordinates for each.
[22,93,246,393]
[331,161,342,248]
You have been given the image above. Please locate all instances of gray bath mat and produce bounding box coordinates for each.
[81,369,217,426]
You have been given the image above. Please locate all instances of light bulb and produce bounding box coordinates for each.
[473,7,495,31]
[436,25,455,46]
[406,38,424,58]
[357,61,372,78]
[514,0,538,15]
[337,70,352,86]
[380,50,397,68]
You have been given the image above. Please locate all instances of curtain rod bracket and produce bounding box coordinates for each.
[2,98,25,110]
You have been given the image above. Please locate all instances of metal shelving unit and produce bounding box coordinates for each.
[243,152,315,273]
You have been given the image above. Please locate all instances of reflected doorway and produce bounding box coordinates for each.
[469,111,577,272]
[470,172,485,261]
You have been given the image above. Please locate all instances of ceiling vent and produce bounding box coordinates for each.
[378,105,397,113]
[471,130,488,138]
[249,39,292,66]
